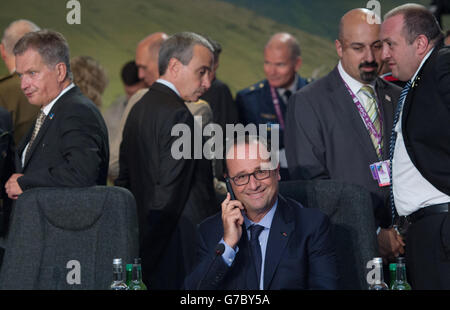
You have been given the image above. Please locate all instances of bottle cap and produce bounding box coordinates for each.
[389,263,397,271]
[134,258,142,265]
[396,256,406,264]
[113,258,122,265]
[373,257,383,264]
[126,264,133,271]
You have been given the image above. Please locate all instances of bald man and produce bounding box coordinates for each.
[0,19,40,144]
[109,32,168,181]
[286,9,404,264]
[235,33,310,181]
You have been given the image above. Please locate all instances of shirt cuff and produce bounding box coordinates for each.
[220,239,239,267]
[376,226,381,235]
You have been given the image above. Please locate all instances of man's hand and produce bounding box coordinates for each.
[5,173,24,200]
[378,227,405,262]
[222,193,245,249]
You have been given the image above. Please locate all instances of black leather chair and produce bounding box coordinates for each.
[279,179,379,290]
[0,186,139,290]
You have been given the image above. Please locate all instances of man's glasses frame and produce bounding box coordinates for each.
[227,169,274,186]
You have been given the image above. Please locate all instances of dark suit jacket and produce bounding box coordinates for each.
[0,106,14,235]
[201,79,239,180]
[0,73,40,145]
[115,82,217,289]
[401,43,450,196]
[184,194,338,290]
[285,67,401,228]
[16,86,109,190]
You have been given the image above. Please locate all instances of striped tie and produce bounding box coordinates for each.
[359,85,382,158]
[24,110,46,163]
[388,80,412,225]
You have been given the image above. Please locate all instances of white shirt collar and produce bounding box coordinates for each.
[276,74,298,96]
[156,78,181,97]
[42,83,75,115]
[338,61,376,95]
[410,48,434,84]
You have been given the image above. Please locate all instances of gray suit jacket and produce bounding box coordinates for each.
[285,67,401,227]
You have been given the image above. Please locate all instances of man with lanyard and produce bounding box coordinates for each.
[235,32,310,180]
[381,4,450,289]
[285,8,404,263]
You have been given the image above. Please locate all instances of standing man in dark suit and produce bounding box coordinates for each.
[4,30,109,200]
[235,33,310,181]
[185,135,338,290]
[116,32,217,289]
[285,9,404,263]
[0,20,40,145]
[381,4,450,289]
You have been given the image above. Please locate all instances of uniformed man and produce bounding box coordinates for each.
[235,33,311,180]
[0,20,40,145]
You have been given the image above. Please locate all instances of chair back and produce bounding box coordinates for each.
[279,180,378,290]
[0,186,139,290]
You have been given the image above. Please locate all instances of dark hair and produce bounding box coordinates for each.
[384,4,443,45]
[121,60,141,86]
[13,29,73,81]
[158,32,213,76]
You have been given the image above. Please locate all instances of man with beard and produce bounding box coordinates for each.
[285,8,403,262]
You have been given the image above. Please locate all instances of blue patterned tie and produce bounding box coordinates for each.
[389,80,412,225]
[249,224,264,288]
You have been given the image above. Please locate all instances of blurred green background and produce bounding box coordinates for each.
[0,0,447,112]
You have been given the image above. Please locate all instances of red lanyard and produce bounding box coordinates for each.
[270,86,285,130]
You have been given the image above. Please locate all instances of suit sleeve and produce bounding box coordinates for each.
[307,213,339,289]
[17,107,105,189]
[184,224,230,290]
[285,92,330,180]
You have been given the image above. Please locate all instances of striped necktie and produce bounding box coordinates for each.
[24,110,46,162]
[359,85,382,158]
[388,80,412,225]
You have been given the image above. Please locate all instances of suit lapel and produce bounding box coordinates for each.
[263,195,295,289]
[329,68,378,161]
[21,87,75,169]
[375,79,396,159]
[22,113,52,169]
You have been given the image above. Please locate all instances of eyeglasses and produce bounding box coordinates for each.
[228,169,273,186]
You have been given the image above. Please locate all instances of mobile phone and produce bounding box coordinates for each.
[225,178,236,200]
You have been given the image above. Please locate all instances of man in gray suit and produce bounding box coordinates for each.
[285,8,404,262]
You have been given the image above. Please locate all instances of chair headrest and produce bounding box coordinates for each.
[35,187,107,231]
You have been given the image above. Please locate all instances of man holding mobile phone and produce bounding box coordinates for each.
[184,135,338,290]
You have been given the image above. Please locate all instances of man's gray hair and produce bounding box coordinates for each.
[13,29,73,81]
[1,19,40,55]
[158,32,213,76]
[384,3,443,45]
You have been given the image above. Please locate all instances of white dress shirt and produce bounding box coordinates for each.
[392,49,450,216]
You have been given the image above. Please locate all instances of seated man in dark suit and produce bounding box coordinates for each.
[4,30,109,200]
[185,135,338,290]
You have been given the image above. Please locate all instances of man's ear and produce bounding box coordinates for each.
[414,34,430,57]
[335,39,343,59]
[294,56,302,72]
[166,57,181,78]
[55,63,68,82]
[0,43,7,62]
